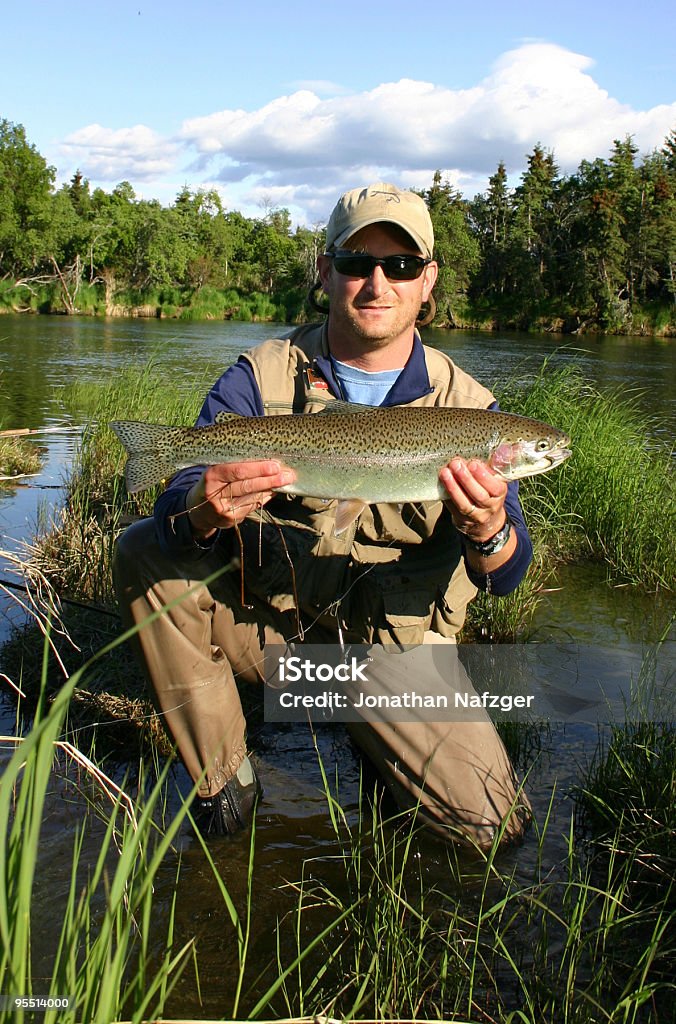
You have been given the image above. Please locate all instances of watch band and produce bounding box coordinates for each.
[460,517,512,556]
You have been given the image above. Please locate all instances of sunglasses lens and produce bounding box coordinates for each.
[332,255,374,277]
[331,254,427,280]
[386,256,425,280]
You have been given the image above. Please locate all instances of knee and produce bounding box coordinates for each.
[112,518,158,593]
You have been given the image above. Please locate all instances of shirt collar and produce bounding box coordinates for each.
[313,331,433,406]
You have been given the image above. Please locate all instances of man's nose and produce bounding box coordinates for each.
[364,262,390,295]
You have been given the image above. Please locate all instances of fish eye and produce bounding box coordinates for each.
[536,439,550,451]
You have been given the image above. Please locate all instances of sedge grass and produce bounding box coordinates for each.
[495,363,675,591]
[574,630,675,893]
[0,437,42,481]
[268,739,674,1023]
[0,600,357,1023]
[0,617,202,1024]
[28,361,212,605]
[0,368,44,479]
[1,619,674,1021]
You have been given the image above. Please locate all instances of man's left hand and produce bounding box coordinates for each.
[439,458,508,544]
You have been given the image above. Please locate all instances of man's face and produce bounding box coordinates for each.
[317,223,438,353]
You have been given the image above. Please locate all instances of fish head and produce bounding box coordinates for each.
[489,421,572,480]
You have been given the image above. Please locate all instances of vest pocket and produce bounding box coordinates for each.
[237,516,351,617]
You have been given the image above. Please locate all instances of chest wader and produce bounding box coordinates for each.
[112,327,531,847]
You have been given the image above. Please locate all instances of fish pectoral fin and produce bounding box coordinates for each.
[334,498,367,535]
[318,400,378,415]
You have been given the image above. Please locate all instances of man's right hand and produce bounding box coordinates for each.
[186,461,296,539]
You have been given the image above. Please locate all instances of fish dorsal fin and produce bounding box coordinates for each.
[214,410,241,423]
[318,400,378,415]
[334,498,367,535]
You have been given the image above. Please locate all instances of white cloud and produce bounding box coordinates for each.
[179,43,675,209]
[58,43,676,223]
[287,79,350,97]
[60,123,180,183]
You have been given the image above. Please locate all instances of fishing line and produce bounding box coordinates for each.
[275,499,445,651]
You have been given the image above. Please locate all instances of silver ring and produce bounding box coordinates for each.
[466,503,477,516]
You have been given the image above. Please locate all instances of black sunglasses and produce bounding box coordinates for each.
[325,251,431,281]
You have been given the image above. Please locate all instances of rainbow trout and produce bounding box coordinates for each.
[111,402,570,533]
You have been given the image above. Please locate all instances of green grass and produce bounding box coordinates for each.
[0,437,42,480]
[0,632,197,1024]
[495,363,675,591]
[574,629,675,894]
[577,721,675,893]
[467,363,674,639]
[0,370,44,480]
[1,652,672,1022]
[29,362,211,605]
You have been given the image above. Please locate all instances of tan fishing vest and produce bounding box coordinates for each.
[239,322,495,645]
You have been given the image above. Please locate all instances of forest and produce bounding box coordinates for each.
[1,118,675,334]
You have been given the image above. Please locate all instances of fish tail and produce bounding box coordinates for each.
[110,420,184,492]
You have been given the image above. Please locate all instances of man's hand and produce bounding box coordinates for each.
[186,461,296,539]
[439,458,509,544]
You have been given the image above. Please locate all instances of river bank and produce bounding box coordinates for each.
[1,284,674,337]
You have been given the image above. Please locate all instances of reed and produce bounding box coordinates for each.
[269,740,674,1023]
[0,373,43,480]
[575,625,675,892]
[0,634,197,1024]
[29,362,211,604]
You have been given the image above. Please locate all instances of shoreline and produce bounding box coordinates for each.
[0,303,673,338]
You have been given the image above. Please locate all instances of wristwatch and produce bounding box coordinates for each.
[460,517,512,556]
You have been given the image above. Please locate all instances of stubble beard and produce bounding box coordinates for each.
[332,300,418,350]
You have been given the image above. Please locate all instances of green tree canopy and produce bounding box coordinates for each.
[0,119,55,274]
[1,119,675,330]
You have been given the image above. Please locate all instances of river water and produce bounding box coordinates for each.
[0,314,674,1015]
[1,313,675,430]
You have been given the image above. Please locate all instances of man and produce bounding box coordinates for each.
[113,182,533,848]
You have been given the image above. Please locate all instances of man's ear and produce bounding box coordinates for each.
[421,260,439,300]
[316,253,333,289]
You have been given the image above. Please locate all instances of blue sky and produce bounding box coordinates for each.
[3,0,674,225]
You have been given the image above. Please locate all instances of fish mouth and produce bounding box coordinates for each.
[535,445,572,474]
[546,446,572,467]
[502,442,572,480]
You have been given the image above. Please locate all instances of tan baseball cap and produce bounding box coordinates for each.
[325,182,434,258]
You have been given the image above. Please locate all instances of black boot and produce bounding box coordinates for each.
[192,756,262,836]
